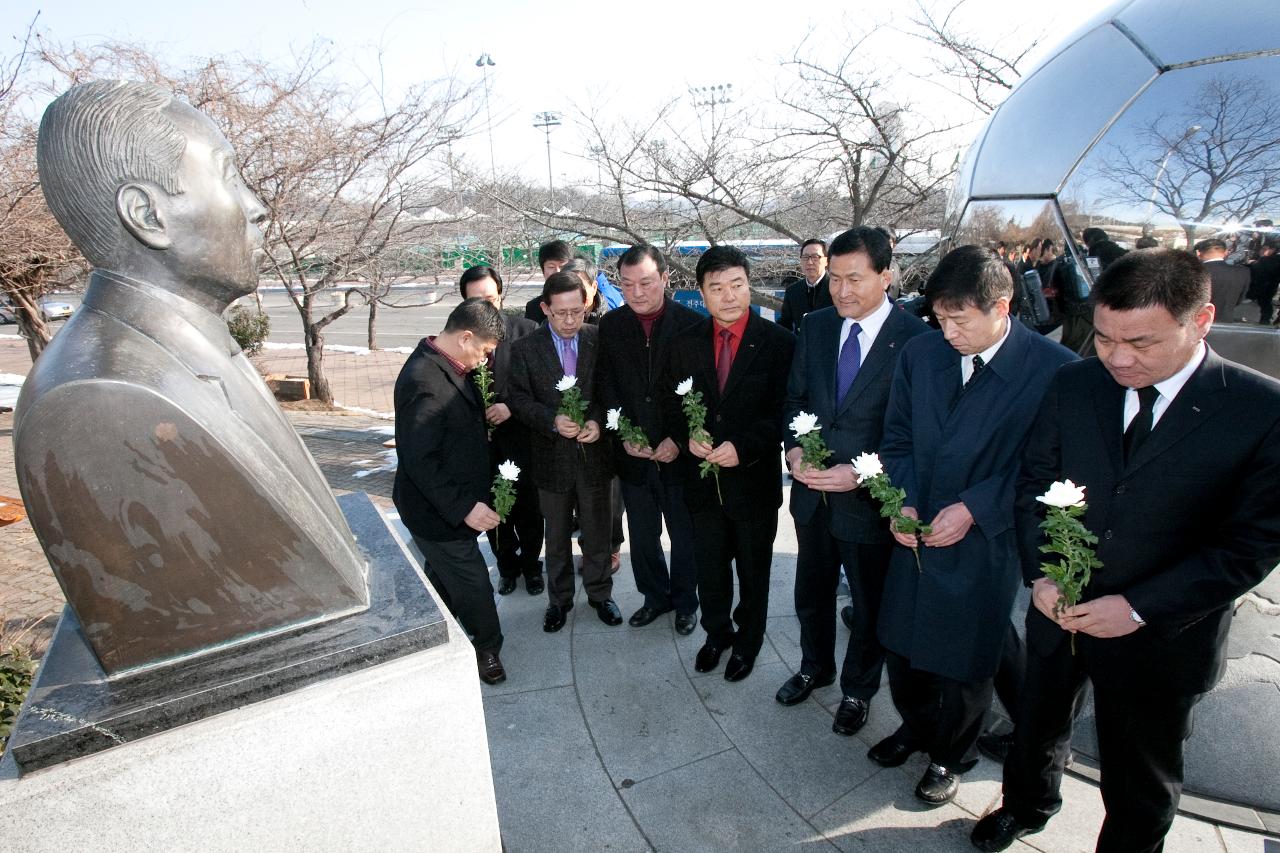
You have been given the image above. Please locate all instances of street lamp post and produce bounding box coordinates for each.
[533,111,561,212]
[475,52,497,185]
[688,83,734,123]
[1145,124,1203,229]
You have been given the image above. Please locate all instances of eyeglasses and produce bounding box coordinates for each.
[801,254,825,261]
[549,309,585,320]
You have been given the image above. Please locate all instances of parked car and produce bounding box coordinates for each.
[39,298,74,321]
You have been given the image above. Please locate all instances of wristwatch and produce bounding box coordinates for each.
[1129,607,1146,626]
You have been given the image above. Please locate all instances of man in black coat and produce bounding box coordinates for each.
[597,245,703,633]
[664,245,796,683]
[972,249,1280,853]
[459,265,545,596]
[1194,238,1250,319]
[508,272,621,632]
[776,227,930,735]
[776,238,832,332]
[393,298,510,685]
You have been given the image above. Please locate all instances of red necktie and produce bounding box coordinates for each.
[717,328,733,392]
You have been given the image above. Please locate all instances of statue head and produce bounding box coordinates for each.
[37,80,268,311]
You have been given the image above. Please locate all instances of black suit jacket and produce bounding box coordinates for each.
[663,312,796,520]
[777,274,831,333]
[784,303,930,542]
[507,324,612,493]
[1017,350,1280,694]
[597,298,704,485]
[490,313,539,468]
[1203,259,1250,315]
[393,341,490,542]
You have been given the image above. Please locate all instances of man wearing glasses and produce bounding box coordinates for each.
[508,272,621,633]
[778,238,832,332]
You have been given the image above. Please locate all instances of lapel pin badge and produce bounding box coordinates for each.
[1192,405,1200,413]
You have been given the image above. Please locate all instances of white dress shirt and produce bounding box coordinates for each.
[961,318,1012,385]
[1122,341,1206,431]
[836,294,894,369]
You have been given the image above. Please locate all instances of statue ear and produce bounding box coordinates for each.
[116,183,171,250]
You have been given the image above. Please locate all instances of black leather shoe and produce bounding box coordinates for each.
[694,642,726,673]
[628,604,672,627]
[840,605,855,632]
[867,730,921,767]
[831,697,870,736]
[970,808,1044,851]
[915,763,959,805]
[525,574,544,596]
[674,612,697,636]
[775,671,835,706]
[723,653,754,682]
[543,604,571,633]
[589,598,623,626]
[476,650,506,685]
[977,730,1015,764]
[497,576,518,596]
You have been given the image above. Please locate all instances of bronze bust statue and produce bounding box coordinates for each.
[16,80,369,675]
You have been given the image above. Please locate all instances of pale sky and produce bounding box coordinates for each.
[6,0,1118,182]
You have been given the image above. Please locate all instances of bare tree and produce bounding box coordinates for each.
[0,17,84,361]
[1093,74,1280,247]
[908,0,1042,115]
[37,39,476,402]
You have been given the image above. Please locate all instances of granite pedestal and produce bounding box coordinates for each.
[0,493,501,851]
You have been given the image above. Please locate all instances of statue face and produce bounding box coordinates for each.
[159,102,268,298]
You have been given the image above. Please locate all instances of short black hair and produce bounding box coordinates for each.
[1194,237,1228,254]
[442,297,505,341]
[538,240,574,270]
[925,244,1014,313]
[618,244,667,275]
[541,270,588,305]
[828,226,892,273]
[696,244,750,287]
[458,264,503,300]
[1092,248,1210,322]
[800,238,827,256]
[1081,227,1110,247]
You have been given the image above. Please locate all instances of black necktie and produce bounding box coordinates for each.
[965,354,985,388]
[1123,385,1160,463]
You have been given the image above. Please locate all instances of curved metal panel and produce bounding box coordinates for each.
[971,25,1157,199]
[1117,0,1280,67]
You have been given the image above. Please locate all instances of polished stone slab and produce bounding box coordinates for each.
[7,491,446,773]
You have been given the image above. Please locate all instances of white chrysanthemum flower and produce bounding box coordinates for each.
[675,377,694,396]
[498,460,521,481]
[851,452,884,480]
[1037,479,1086,508]
[790,411,820,436]
[555,375,577,392]
[606,408,622,430]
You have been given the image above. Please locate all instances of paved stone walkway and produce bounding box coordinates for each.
[1,334,1275,851]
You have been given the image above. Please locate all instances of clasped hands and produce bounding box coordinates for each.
[554,414,601,443]
[688,437,740,467]
[1031,578,1142,639]
[786,447,857,492]
[890,503,974,548]
[625,436,680,463]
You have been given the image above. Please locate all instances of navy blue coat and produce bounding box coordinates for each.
[784,304,930,542]
[877,318,1077,681]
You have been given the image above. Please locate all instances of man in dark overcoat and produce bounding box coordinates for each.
[873,246,1076,805]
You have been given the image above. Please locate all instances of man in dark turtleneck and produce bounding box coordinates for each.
[596,245,703,634]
